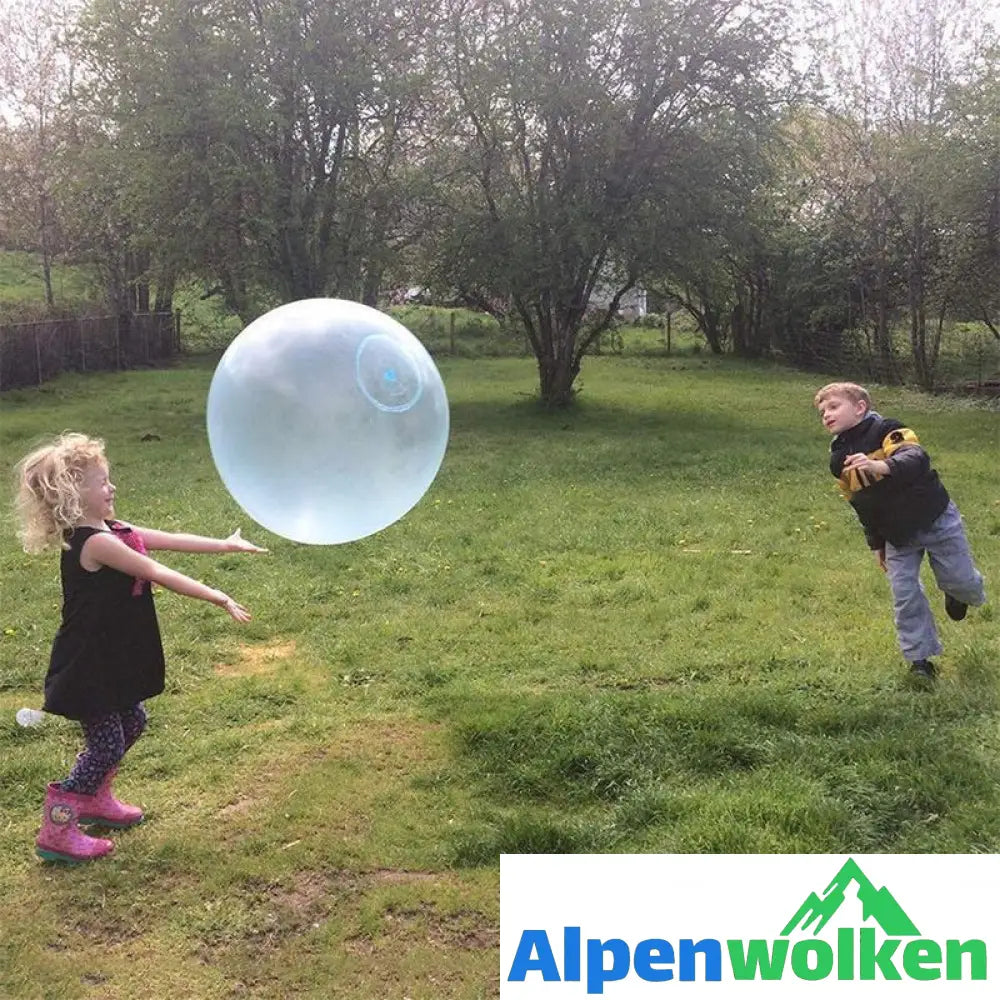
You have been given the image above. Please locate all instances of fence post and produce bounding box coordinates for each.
[449,311,456,355]
[35,328,43,385]
[664,312,672,355]
[115,315,122,370]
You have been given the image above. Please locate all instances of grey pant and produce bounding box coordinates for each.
[885,502,986,662]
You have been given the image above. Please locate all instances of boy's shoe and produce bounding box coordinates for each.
[944,594,968,621]
[910,659,937,680]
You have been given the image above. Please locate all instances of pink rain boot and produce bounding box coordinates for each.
[35,783,115,863]
[78,767,144,829]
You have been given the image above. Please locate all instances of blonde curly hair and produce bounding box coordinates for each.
[14,433,108,553]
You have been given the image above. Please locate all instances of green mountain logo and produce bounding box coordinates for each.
[781,858,921,937]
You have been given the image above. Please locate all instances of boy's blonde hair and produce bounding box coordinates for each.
[813,381,872,410]
[14,433,108,553]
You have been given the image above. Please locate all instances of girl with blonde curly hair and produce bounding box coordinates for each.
[14,432,266,863]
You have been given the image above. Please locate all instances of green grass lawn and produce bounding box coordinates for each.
[1,354,998,998]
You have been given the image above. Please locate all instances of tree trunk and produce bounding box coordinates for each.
[702,303,725,354]
[361,264,381,307]
[514,294,582,407]
[731,297,749,356]
[537,350,579,408]
[908,214,935,391]
[154,274,175,314]
[221,269,252,324]
[40,193,55,309]
[752,264,768,355]
[41,246,54,310]
[874,256,896,382]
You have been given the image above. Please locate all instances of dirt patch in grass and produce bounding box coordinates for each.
[205,868,468,957]
[384,902,499,949]
[345,899,498,955]
[326,867,442,892]
[266,867,443,922]
[215,639,297,677]
[216,795,255,819]
[329,718,445,771]
[224,868,481,942]
[212,716,441,822]
[43,915,144,951]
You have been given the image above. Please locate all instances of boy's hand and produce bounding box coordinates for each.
[225,528,268,553]
[873,547,887,572]
[843,453,890,486]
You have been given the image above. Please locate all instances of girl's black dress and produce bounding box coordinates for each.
[43,522,165,720]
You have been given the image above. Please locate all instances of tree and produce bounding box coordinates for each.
[803,0,995,388]
[942,45,1000,343]
[433,0,791,406]
[644,111,792,358]
[70,0,438,321]
[0,0,81,307]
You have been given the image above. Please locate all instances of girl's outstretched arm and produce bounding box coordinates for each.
[131,525,267,554]
[81,532,252,622]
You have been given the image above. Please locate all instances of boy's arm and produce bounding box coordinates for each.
[882,444,929,484]
[879,425,928,484]
[842,425,928,485]
[131,526,266,554]
[864,528,885,551]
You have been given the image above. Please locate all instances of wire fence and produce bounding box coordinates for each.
[3,304,997,401]
[770,326,1000,396]
[596,313,1000,396]
[0,312,181,391]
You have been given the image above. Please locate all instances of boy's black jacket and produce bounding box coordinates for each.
[829,411,950,550]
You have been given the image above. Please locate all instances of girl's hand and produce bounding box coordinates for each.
[873,547,887,573]
[216,591,252,622]
[225,528,268,554]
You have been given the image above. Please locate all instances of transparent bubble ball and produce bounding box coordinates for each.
[206,299,449,544]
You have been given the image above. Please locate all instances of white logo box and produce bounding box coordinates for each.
[501,854,1000,998]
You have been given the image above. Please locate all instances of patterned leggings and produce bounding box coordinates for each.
[61,704,147,796]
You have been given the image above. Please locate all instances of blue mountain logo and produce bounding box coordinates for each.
[782,857,920,936]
